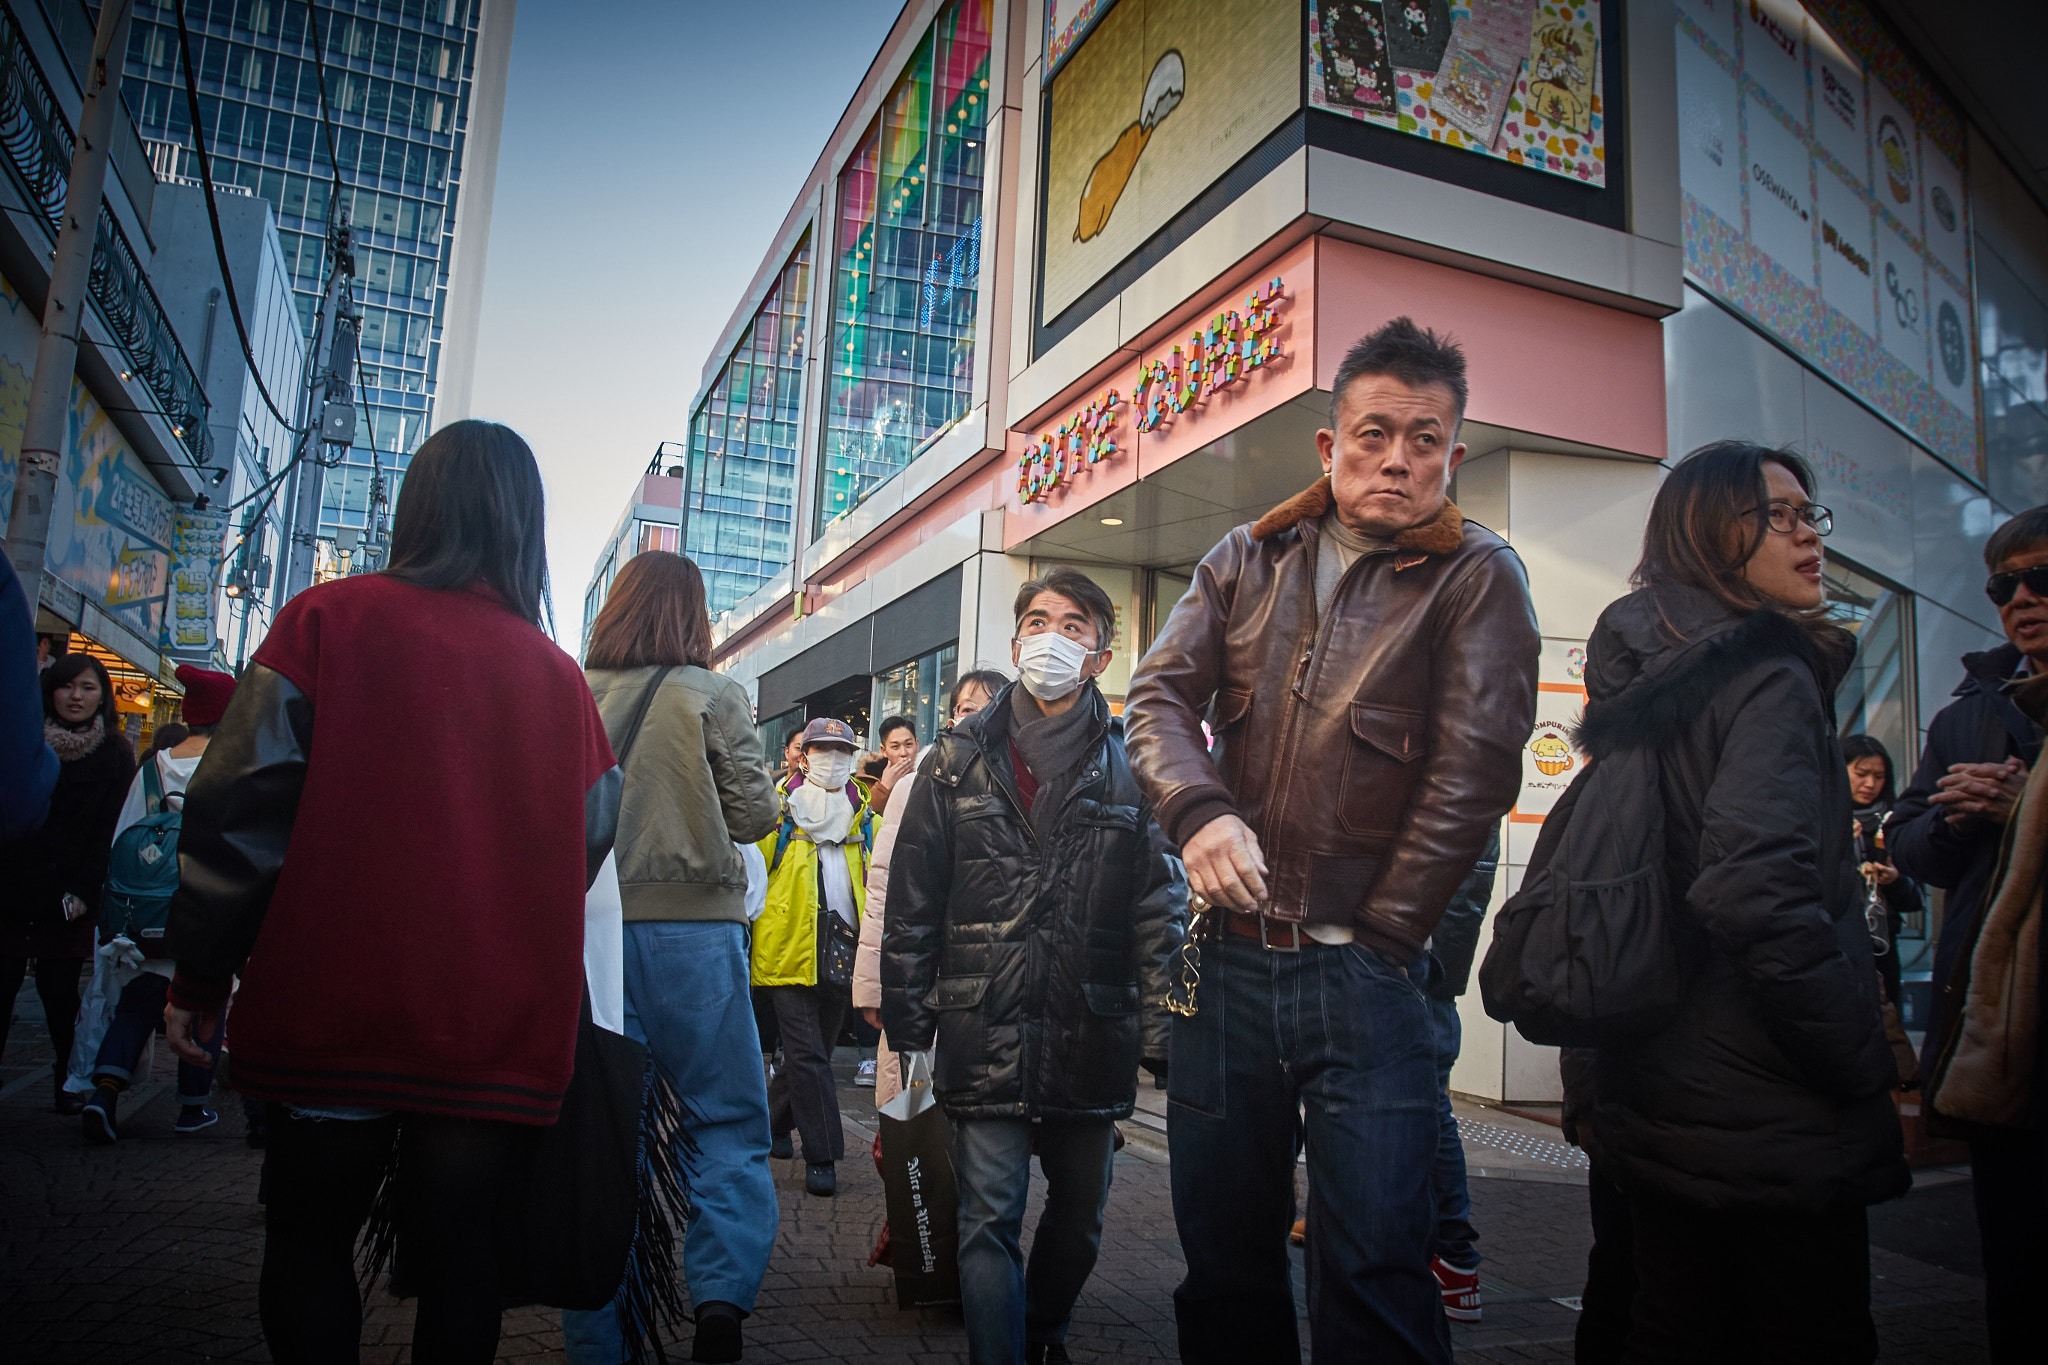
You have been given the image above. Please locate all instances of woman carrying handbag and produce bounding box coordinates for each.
[562,550,781,1365]
[163,421,624,1364]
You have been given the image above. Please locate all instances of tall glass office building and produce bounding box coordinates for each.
[118,0,512,553]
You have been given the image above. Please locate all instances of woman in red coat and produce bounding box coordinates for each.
[164,421,618,1362]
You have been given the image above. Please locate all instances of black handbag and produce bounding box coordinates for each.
[819,905,859,989]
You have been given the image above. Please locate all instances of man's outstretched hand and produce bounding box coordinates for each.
[1182,814,1268,913]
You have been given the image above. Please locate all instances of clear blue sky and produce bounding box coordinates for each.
[468,0,904,640]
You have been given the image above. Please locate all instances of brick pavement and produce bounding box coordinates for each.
[3,977,1993,1362]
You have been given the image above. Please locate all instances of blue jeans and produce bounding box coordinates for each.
[1430,996,1478,1270]
[562,921,780,1363]
[953,1117,1115,1365]
[1168,937,1450,1365]
[92,970,220,1106]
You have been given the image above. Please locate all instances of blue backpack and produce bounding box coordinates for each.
[102,760,183,957]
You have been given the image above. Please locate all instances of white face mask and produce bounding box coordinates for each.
[1014,632,1096,701]
[805,750,853,790]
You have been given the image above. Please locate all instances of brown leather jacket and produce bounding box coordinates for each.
[1125,476,1539,959]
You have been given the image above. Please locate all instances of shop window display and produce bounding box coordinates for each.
[819,0,993,533]
[871,644,959,751]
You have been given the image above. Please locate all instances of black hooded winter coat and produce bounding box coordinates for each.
[879,682,1187,1123]
[1886,641,2041,1078]
[1583,586,1908,1213]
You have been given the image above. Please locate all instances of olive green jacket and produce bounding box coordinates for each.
[586,664,778,923]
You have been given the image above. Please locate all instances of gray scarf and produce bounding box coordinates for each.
[1009,685,1100,843]
[45,715,106,763]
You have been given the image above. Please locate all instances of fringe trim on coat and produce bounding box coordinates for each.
[1248,474,1465,555]
[355,1057,699,1365]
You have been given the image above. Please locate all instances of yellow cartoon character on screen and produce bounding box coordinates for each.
[1074,49,1184,243]
[1527,22,1591,132]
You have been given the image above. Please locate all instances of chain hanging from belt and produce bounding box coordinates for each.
[1166,891,1215,1017]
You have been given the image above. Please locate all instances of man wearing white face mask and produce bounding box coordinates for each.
[883,567,1187,1365]
[752,717,877,1198]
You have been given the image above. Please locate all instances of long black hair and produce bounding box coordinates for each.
[384,420,550,627]
[41,653,127,750]
[1840,733,1897,807]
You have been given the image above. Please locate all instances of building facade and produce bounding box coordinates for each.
[148,179,306,670]
[119,0,514,561]
[582,461,687,659]
[608,0,2042,1102]
[0,0,232,742]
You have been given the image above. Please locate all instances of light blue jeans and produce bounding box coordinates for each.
[562,921,780,1363]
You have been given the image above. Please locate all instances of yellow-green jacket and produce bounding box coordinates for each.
[751,781,878,988]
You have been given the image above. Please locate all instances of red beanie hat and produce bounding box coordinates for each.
[175,665,236,727]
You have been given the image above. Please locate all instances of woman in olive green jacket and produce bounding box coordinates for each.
[566,551,777,1365]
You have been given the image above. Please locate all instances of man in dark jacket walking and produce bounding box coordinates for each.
[1888,505,2048,1363]
[882,566,1185,1365]
[1126,318,1538,1364]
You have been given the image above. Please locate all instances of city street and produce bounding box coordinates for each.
[1,978,1994,1363]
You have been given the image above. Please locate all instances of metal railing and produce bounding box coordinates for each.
[0,3,209,465]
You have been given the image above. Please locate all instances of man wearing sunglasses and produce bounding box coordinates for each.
[1886,504,2048,1364]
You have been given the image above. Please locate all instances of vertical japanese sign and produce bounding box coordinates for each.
[166,504,228,655]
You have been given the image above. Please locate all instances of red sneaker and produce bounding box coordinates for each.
[1431,1257,1481,1322]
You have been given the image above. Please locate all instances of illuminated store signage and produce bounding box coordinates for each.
[1018,390,1124,504]
[1133,277,1286,434]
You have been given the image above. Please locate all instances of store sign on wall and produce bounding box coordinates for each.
[1018,389,1124,504]
[1134,277,1287,434]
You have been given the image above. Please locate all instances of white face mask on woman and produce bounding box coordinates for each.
[1014,632,1096,701]
[805,750,854,790]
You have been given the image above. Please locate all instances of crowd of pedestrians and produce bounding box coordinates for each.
[1,315,2044,1365]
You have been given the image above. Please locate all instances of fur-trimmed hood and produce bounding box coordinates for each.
[1249,475,1465,556]
[1575,586,1853,759]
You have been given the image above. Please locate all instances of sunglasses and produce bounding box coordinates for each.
[1986,566,2048,607]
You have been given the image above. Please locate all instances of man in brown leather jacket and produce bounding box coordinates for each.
[1125,317,1538,1364]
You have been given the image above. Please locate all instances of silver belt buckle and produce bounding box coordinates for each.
[1257,909,1300,954]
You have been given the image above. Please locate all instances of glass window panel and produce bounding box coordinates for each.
[1826,556,1916,774]
[683,235,812,616]
[818,0,991,534]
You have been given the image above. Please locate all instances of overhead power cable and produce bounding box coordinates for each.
[169,4,310,436]
[301,1,348,207]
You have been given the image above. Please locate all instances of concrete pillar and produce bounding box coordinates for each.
[1449,448,1665,1102]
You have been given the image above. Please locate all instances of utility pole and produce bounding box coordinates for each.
[4,0,135,589]
[278,212,360,603]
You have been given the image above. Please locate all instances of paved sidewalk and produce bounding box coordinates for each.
[2,978,1993,1362]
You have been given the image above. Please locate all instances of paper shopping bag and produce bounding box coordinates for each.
[876,1051,961,1309]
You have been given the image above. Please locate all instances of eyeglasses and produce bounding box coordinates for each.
[1986,565,2048,607]
[1743,501,1833,536]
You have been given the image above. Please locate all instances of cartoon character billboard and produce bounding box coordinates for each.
[1041,0,1299,325]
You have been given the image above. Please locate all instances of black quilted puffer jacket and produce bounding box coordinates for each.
[879,682,1186,1123]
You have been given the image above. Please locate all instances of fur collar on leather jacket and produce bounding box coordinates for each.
[1249,475,1466,560]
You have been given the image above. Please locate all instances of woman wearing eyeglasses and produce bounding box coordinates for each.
[1572,441,1906,1363]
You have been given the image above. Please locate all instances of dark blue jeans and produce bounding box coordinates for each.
[92,970,220,1107]
[952,1117,1115,1365]
[1430,996,1478,1270]
[1168,937,1450,1365]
